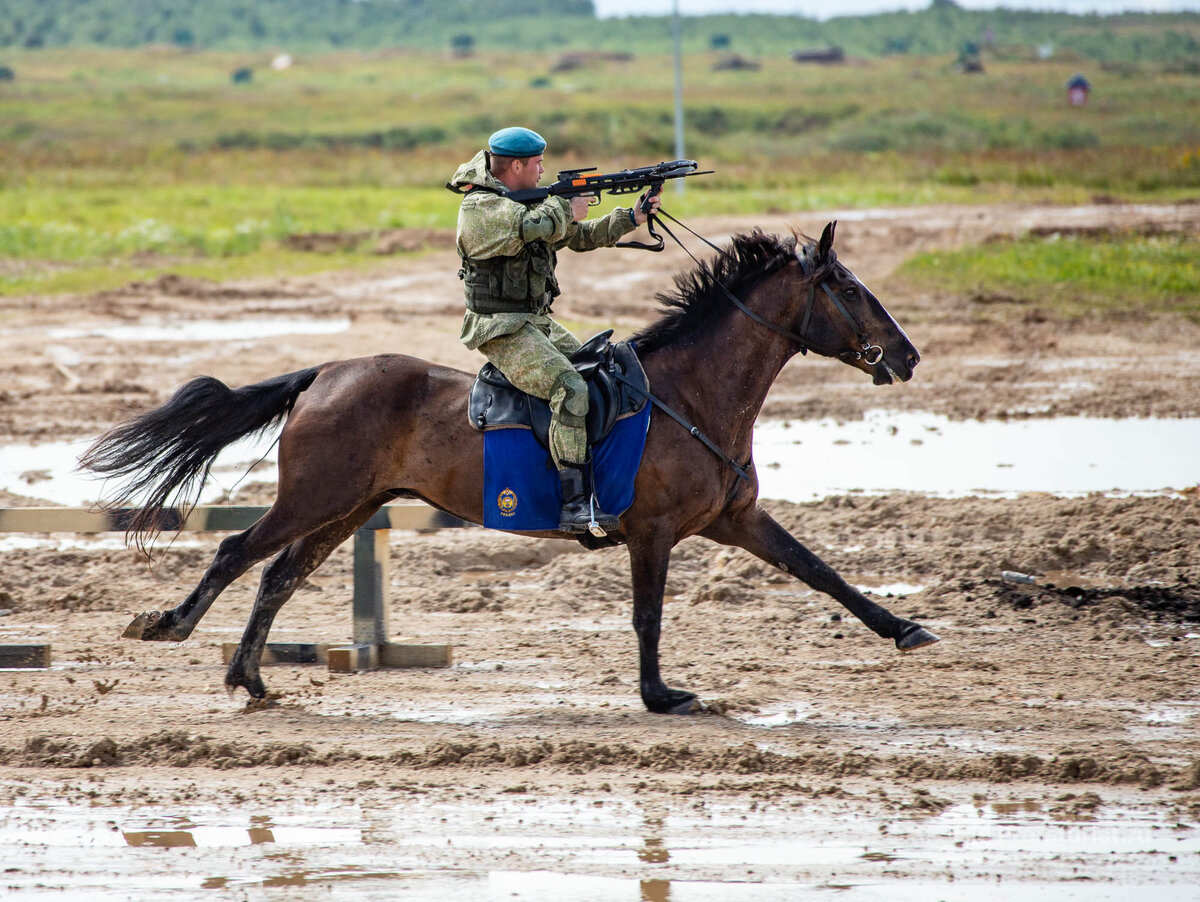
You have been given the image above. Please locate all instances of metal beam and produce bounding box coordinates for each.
[0,503,467,672]
[353,527,391,645]
[0,504,473,535]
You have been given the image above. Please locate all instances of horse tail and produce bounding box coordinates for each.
[79,366,321,546]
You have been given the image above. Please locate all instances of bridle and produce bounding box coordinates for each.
[612,212,891,489]
[649,210,885,365]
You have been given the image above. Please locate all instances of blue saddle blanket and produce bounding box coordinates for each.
[483,402,651,531]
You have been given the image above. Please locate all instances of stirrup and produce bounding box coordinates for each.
[558,461,618,537]
[586,494,606,538]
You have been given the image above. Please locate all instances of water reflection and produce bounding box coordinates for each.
[641,877,672,901]
[2,794,1198,900]
[123,830,196,848]
[638,810,672,900]
[638,835,670,864]
[121,818,359,849]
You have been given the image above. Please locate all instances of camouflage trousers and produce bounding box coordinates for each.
[478,320,587,468]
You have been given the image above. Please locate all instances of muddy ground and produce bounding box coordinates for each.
[0,202,1198,895]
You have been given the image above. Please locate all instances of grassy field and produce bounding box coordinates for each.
[1,47,1198,298]
[898,232,1200,319]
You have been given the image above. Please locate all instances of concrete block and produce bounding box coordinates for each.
[327,644,378,672]
[377,641,452,668]
[221,643,328,665]
[0,644,50,668]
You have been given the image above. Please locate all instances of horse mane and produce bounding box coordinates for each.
[630,229,808,354]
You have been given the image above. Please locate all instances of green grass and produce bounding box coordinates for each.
[0,185,452,260]
[2,48,1199,297]
[0,246,394,297]
[897,232,1200,318]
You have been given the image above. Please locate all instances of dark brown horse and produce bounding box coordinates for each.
[81,223,937,714]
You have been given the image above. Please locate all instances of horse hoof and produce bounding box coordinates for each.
[242,694,280,712]
[226,673,267,699]
[668,696,706,715]
[122,610,167,640]
[897,626,940,652]
[644,689,702,715]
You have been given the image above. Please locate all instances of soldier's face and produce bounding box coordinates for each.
[512,155,544,190]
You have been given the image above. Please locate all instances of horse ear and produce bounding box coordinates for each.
[818,221,837,262]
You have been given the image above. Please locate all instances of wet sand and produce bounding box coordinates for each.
[0,202,1198,897]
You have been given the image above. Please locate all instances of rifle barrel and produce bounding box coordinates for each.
[504,160,710,204]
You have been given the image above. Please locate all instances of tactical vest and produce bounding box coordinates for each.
[457,186,561,315]
[459,240,561,315]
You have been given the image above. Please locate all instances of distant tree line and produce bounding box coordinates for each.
[0,0,1197,63]
[0,0,593,50]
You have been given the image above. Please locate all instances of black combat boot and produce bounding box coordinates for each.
[559,463,619,536]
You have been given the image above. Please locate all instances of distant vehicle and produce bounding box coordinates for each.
[792,47,845,65]
[713,54,760,71]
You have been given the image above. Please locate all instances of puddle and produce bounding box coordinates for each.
[4,410,1197,511]
[332,273,461,308]
[857,582,924,597]
[1,795,1196,900]
[456,659,552,672]
[1142,703,1198,725]
[44,317,350,342]
[0,433,279,508]
[735,701,817,727]
[754,411,1200,501]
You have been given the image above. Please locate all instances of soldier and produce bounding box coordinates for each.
[447,126,661,534]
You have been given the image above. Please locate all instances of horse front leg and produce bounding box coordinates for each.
[701,505,939,651]
[628,532,702,714]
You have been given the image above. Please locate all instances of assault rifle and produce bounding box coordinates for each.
[506,159,713,251]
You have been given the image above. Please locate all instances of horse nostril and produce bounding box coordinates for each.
[907,351,920,370]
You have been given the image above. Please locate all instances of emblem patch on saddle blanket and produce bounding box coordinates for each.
[482,402,651,531]
[496,488,518,518]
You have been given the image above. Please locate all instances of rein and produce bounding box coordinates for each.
[619,211,889,486]
[648,209,884,365]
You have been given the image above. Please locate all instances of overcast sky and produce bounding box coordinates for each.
[593,0,1200,18]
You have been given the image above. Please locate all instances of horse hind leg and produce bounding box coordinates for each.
[122,499,345,642]
[225,502,382,698]
[123,529,268,641]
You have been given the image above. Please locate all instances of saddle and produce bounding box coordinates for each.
[468,330,648,450]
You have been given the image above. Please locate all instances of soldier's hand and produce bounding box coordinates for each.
[570,196,590,222]
[633,191,662,226]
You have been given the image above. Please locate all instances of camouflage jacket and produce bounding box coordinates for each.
[448,150,638,349]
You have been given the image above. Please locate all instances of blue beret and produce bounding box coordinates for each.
[488,126,546,157]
